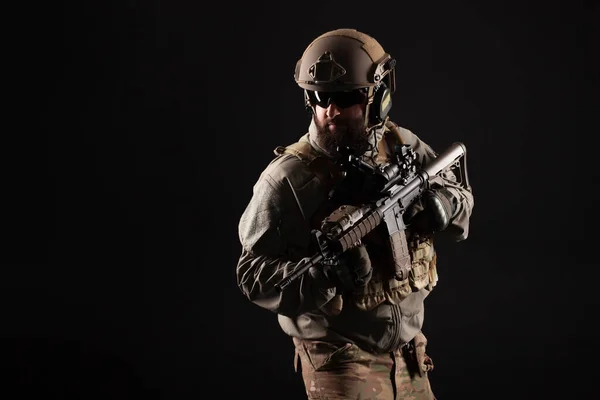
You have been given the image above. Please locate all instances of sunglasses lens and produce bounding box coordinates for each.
[308,90,365,109]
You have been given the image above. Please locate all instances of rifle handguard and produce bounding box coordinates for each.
[336,210,383,252]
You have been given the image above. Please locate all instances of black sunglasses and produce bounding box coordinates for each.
[306,89,367,109]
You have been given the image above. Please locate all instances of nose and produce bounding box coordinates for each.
[325,103,341,119]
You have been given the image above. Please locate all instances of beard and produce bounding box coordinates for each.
[313,113,371,156]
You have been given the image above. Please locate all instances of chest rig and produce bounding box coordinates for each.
[274,121,439,314]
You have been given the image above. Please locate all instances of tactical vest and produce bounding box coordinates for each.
[273,120,439,314]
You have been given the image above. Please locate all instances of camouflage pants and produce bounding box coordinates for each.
[293,335,436,400]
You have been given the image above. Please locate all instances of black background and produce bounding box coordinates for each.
[4,0,599,399]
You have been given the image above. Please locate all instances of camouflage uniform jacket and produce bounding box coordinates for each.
[236,118,474,354]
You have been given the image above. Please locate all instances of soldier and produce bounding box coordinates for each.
[236,28,474,399]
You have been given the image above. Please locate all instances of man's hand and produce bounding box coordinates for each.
[312,244,372,291]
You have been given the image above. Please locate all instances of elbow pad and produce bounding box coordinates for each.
[409,187,457,234]
[425,187,457,232]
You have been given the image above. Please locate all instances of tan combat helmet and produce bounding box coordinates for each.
[294,28,397,126]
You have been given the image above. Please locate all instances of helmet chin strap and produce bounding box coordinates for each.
[363,86,375,130]
[303,90,312,111]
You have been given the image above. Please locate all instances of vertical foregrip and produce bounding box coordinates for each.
[338,210,383,252]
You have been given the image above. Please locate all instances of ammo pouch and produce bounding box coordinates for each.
[410,238,436,291]
[350,237,437,311]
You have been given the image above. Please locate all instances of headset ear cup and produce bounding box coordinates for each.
[369,84,392,125]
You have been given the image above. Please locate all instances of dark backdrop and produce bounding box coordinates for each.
[4,0,599,399]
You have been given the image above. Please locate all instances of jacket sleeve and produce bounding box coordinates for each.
[398,127,475,241]
[236,170,337,317]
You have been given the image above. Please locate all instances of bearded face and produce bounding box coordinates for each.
[307,89,372,156]
[312,103,371,156]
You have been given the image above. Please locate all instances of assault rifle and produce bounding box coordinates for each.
[274,141,470,292]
